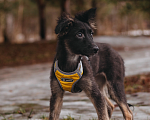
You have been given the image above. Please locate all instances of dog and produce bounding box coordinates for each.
[49,8,133,120]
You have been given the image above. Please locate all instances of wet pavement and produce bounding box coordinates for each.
[94,36,150,47]
[0,36,150,120]
[95,36,150,76]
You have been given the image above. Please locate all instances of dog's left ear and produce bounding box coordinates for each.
[75,8,97,29]
[55,13,74,36]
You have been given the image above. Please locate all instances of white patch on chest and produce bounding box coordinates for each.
[68,55,79,62]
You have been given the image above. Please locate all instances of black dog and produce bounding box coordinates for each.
[49,8,133,120]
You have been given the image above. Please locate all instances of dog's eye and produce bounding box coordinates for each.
[91,32,93,36]
[76,32,84,38]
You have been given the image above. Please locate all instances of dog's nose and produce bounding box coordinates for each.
[93,46,99,53]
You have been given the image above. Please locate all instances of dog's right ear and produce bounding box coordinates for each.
[55,13,74,36]
[75,8,97,29]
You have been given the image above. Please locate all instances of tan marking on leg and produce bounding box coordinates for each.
[107,82,133,119]
[89,96,109,120]
[94,73,112,119]
[50,96,64,120]
[53,97,63,120]
[105,96,114,111]
[95,72,107,91]
[121,103,133,120]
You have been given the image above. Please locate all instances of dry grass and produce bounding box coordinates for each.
[125,73,150,93]
[0,40,57,68]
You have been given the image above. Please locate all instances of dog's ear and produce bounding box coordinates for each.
[55,13,74,35]
[75,8,96,29]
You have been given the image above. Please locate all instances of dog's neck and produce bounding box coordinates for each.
[56,40,81,72]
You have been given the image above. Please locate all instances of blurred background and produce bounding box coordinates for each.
[1,0,150,67]
[0,0,150,43]
[0,0,150,120]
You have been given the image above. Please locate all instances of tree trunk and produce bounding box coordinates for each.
[17,0,24,34]
[92,0,97,35]
[76,0,84,11]
[61,0,70,14]
[4,12,14,43]
[37,0,46,40]
[92,0,97,8]
[3,0,14,43]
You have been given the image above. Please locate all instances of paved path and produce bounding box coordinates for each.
[0,36,150,120]
[94,36,150,76]
[0,63,150,120]
[94,36,150,47]
[120,48,150,76]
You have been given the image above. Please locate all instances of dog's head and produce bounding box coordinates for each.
[55,8,99,57]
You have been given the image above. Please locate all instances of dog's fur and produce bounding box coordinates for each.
[49,8,133,120]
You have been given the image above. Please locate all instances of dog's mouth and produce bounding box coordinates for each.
[82,46,99,57]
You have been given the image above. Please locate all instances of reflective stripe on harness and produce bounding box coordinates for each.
[54,60,83,93]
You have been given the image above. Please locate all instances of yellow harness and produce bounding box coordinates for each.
[54,60,83,93]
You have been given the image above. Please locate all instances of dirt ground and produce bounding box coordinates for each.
[125,73,150,93]
[0,41,57,68]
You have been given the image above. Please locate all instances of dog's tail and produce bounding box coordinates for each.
[128,103,134,111]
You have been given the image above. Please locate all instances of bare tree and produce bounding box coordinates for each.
[92,0,97,35]
[4,13,14,42]
[36,0,46,40]
[3,0,14,43]
[17,0,24,34]
[61,0,70,14]
[92,0,97,8]
[76,0,84,11]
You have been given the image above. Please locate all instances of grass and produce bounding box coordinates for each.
[0,111,97,120]
[1,107,150,120]
[40,114,49,120]
[63,115,75,120]
[62,115,97,120]
[124,73,150,93]
[0,114,6,120]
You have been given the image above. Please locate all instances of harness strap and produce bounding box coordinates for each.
[54,60,83,93]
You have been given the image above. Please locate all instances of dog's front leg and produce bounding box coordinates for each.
[79,77,109,120]
[107,81,133,120]
[49,78,64,120]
